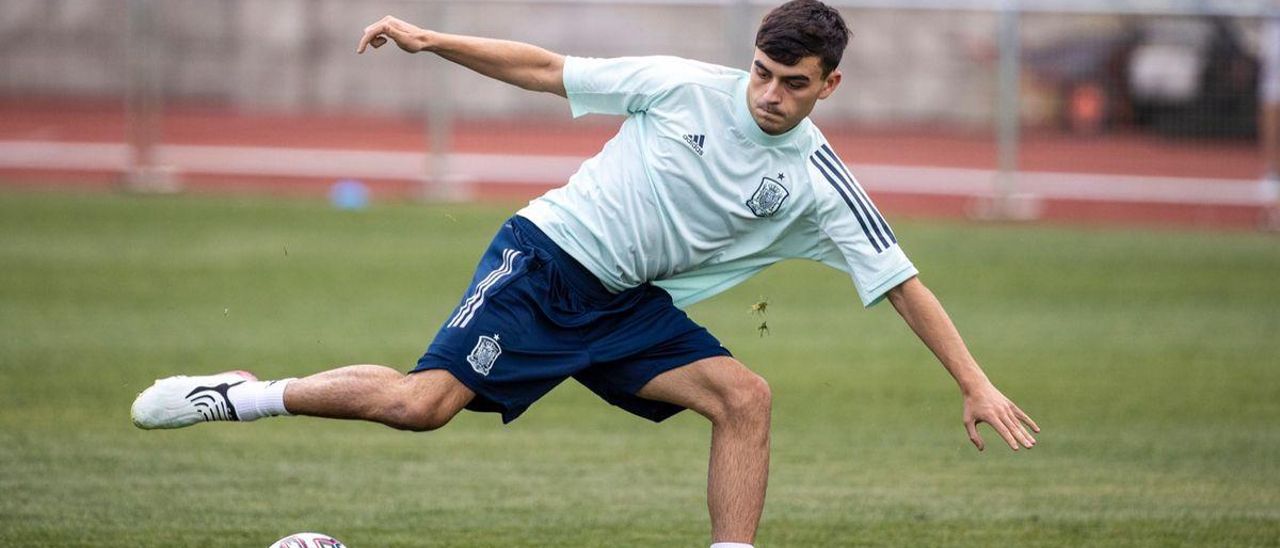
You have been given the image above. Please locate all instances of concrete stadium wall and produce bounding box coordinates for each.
[0,0,1244,128]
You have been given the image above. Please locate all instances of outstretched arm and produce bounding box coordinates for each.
[356,16,567,97]
[887,276,1040,451]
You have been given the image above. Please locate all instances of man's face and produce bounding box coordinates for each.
[746,49,842,135]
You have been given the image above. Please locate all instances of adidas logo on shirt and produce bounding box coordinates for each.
[682,133,706,156]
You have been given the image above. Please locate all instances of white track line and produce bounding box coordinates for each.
[0,140,1270,206]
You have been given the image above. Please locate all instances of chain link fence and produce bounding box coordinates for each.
[1,0,1277,227]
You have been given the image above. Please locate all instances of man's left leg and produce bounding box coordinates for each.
[636,356,771,547]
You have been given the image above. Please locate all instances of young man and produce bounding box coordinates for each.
[131,2,1038,546]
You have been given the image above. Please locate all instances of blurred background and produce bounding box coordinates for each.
[2,0,1279,229]
[3,2,1279,546]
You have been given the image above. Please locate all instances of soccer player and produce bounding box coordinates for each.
[131,2,1039,546]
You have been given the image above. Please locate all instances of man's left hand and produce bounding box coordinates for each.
[962,384,1039,451]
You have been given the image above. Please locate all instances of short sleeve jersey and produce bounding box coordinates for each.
[517,56,917,308]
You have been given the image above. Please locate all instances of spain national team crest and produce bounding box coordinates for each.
[746,176,790,217]
[467,334,502,376]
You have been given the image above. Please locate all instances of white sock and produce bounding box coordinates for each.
[710,543,753,548]
[228,378,295,421]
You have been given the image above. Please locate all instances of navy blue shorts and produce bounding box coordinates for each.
[413,216,731,423]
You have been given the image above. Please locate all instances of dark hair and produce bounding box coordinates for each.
[755,0,850,76]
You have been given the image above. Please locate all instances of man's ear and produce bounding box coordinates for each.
[818,69,842,100]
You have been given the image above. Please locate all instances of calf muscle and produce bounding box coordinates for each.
[284,366,473,431]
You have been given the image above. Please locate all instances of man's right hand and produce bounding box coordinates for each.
[355,18,566,97]
[357,16,430,54]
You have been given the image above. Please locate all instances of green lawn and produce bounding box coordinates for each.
[1,191,1277,547]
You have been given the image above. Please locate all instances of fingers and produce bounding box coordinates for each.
[357,16,398,54]
[1015,405,1040,433]
[1001,403,1038,449]
[964,419,984,451]
[356,24,384,54]
[964,391,1040,453]
[988,416,1020,451]
[1002,414,1035,449]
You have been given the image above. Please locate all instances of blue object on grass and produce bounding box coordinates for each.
[330,179,370,210]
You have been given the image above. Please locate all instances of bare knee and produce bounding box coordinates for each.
[709,371,772,428]
[378,371,471,432]
[637,357,771,428]
[382,399,454,432]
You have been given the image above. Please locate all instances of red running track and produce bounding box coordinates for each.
[0,99,1273,230]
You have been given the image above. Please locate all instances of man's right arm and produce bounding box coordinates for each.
[357,16,566,98]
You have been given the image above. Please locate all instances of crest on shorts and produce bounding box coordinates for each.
[467,334,502,376]
[746,176,790,217]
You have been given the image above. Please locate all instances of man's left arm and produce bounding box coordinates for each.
[886,276,1040,451]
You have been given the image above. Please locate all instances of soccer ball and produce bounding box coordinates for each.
[269,532,346,548]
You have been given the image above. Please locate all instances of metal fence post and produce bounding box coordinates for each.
[979,0,1037,220]
[725,0,754,68]
[124,0,178,192]
[421,0,462,201]
[1263,5,1280,230]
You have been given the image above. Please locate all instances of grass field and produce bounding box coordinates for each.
[1,190,1278,547]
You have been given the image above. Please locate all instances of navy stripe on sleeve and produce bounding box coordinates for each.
[810,154,882,253]
[812,146,892,251]
[821,144,897,244]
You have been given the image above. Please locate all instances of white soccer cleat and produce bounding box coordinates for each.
[131,370,258,430]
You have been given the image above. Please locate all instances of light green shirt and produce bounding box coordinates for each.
[517,56,916,308]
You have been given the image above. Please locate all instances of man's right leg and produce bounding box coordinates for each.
[131,366,474,432]
[134,220,536,432]
[285,366,474,431]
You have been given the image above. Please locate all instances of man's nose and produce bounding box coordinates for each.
[761,81,783,104]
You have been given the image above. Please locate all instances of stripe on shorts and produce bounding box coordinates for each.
[448,248,520,329]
